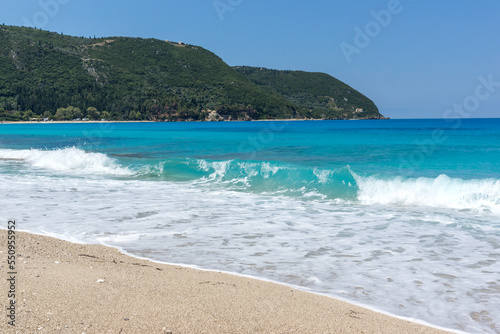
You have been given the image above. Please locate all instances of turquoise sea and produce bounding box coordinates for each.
[1,119,499,333]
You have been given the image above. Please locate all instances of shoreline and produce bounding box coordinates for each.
[1,230,455,333]
[113,241,462,334]
[0,118,389,125]
[0,120,156,124]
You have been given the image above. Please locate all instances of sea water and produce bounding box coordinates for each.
[0,119,499,333]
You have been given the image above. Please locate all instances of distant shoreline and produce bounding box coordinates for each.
[0,118,389,125]
[0,120,155,124]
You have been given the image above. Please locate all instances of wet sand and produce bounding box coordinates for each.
[0,231,452,333]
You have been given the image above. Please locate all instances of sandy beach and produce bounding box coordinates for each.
[0,120,156,124]
[0,231,453,334]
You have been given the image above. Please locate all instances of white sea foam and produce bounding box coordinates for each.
[197,159,232,180]
[313,168,335,184]
[1,172,498,333]
[259,162,282,178]
[0,147,133,176]
[355,173,500,213]
[195,160,288,190]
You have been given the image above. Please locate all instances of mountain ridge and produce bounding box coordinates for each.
[0,25,385,121]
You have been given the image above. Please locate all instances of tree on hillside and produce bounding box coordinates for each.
[54,107,67,120]
[86,107,100,120]
[101,111,111,120]
[23,110,34,121]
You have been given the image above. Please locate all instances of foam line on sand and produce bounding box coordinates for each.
[0,231,455,333]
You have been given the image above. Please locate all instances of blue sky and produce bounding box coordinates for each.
[2,0,500,118]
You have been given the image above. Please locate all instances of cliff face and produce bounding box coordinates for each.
[0,25,383,121]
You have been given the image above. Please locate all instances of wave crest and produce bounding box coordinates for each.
[0,147,133,175]
[354,173,500,213]
[2,148,498,213]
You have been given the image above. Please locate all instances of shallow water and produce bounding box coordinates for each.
[1,119,499,333]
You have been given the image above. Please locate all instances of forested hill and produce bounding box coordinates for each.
[233,66,381,119]
[0,25,384,121]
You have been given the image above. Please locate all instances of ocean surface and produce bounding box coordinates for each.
[1,119,499,333]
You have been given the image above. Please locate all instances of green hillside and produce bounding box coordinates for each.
[233,66,381,119]
[0,25,383,121]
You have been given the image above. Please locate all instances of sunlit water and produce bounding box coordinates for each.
[1,119,499,333]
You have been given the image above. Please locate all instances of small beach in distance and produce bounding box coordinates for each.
[1,119,499,333]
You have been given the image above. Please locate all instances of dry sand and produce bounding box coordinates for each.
[0,231,453,334]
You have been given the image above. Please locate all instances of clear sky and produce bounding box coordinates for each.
[2,0,500,118]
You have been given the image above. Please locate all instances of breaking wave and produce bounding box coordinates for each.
[0,147,133,176]
[354,173,500,213]
[2,147,498,212]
